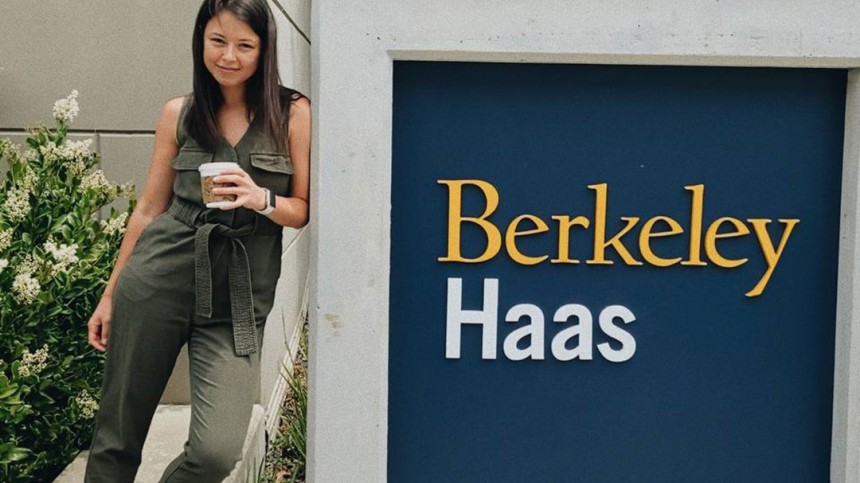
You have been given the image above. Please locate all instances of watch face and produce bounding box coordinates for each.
[268,189,277,209]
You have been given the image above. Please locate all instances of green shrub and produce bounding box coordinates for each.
[262,318,308,483]
[0,91,134,482]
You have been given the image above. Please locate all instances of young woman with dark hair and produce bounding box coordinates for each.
[83,0,310,480]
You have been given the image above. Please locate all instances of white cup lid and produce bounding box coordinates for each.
[198,162,240,176]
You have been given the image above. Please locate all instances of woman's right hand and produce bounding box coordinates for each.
[88,295,112,352]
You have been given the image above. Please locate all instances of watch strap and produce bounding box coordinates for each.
[254,188,276,215]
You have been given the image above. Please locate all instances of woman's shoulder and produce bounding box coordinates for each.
[159,95,189,122]
[163,95,185,115]
[159,94,191,146]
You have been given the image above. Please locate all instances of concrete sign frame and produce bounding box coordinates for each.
[309,2,860,481]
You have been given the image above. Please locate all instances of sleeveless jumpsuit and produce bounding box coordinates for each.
[84,90,294,482]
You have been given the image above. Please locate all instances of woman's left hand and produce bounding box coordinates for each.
[212,168,267,211]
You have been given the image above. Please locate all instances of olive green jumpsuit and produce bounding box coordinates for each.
[84,91,294,482]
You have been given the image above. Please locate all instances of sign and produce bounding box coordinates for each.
[390,61,845,482]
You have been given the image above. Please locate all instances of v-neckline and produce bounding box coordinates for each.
[221,111,258,150]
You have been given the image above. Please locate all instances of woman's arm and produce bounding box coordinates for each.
[268,96,311,228]
[213,96,311,228]
[87,97,182,351]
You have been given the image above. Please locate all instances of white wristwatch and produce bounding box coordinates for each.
[254,188,276,216]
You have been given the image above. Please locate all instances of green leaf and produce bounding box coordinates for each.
[0,93,131,482]
[5,447,31,463]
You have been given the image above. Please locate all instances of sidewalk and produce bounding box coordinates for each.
[54,404,266,482]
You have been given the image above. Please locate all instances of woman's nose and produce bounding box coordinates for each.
[222,45,237,61]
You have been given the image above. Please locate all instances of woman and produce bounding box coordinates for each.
[83,0,310,481]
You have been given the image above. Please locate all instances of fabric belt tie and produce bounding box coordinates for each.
[167,197,264,356]
[194,223,257,356]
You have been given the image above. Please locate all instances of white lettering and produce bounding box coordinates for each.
[597,305,637,363]
[551,304,593,361]
[446,277,498,359]
[503,304,545,360]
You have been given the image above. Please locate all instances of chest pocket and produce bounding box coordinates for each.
[171,149,214,202]
[249,152,293,196]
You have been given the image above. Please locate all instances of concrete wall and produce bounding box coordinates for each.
[0,0,310,411]
[310,1,860,482]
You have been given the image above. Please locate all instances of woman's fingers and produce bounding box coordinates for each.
[213,187,246,210]
[88,316,107,352]
[210,170,263,211]
[216,169,247,177]
[213,172,249,185]
[87,298,112,352]
[211,186,242,195]
[213,174,242,185]
[101,318,111,347]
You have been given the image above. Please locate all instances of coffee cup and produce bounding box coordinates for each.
[198,162,240,208]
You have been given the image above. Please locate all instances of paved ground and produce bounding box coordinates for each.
[55,404,265,482]
[55,405,191,482]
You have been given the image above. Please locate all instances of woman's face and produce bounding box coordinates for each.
[202,11,261,89]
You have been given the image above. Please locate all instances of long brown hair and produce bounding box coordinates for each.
[187,0,305,153]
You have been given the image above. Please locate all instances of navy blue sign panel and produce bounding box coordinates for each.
[389,61,846,483]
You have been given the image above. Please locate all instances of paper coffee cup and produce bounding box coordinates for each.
[198,162,240,208]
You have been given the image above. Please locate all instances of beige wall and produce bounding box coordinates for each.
[0,0,311,408]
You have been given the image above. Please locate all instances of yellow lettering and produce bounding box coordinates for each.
[682,184,706,266]
[505,215,549,265]
[639,216,684,267]
[438,179,502,263]
[746,218,800,297]
[587,183,642,266]
[704,217,750,268]
[551,215,590,264]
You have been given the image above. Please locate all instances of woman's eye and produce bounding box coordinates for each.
[211,38,225,44]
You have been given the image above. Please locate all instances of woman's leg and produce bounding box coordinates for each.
[84,270,192,483]
[158,322,264,482]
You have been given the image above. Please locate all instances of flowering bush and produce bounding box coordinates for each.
[0,91,134,482]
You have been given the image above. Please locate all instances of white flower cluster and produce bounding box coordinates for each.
[21,148,38,164]
[17,344,49,377]
[53,90,80,124]
[16,253,40,276]
[119,182,134,196]
[13,271,41,305]
[0,139,16,163]
[19,167,38,192]
[100,212,129,236]
[12,254,41,304]
[39,139,93,176]
[3,189,31,223]
[79,169,116,197]
[0,139,34,166]
[0,259,8,274]
[75,389,99,419]
[44,238,79,274]
[0,228,12,252]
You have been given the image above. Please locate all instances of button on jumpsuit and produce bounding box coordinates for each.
[84,91,295,482]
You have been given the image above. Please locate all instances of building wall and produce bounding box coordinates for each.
[310,1,860,482]
[0,0,311,409]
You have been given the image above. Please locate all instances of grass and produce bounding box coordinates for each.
[260,317,308,483]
